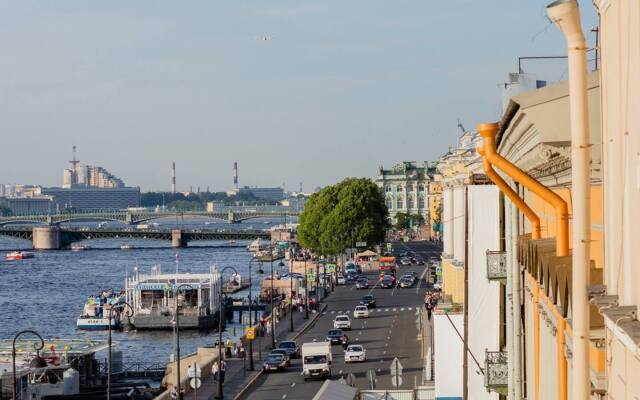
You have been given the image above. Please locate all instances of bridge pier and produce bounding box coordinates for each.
[171,229,187,248]
[32,227,62,250]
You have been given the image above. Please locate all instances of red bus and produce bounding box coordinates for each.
[378,256,397,278]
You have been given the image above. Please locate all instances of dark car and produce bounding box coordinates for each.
[346,272,359,282]
[326,329,344,344]
[360,294,377,308]
[269,349,291,366]
[276,340,299,358]
[263,353,287,372]
[355,278,369,289]
[380,276,395,288]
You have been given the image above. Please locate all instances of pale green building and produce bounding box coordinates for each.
[375,161,433,225]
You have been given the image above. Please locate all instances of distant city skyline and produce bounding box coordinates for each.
[0,1,597,190]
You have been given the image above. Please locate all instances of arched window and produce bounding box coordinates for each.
[408,197,415,209]
[418,184,425,192]
[408,185,414,193]
[397,184,404,192]
[386,199,393,210]
[396,196,404,209]
[418,196,425,208]
[385,185,392,193]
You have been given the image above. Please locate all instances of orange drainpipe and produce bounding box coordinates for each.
[478,146,542,239]
[477,122,569,257]
[527,274,541,400]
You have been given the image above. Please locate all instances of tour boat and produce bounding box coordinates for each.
[5,251,34,260]
[77,290,127,330]
[71,244,91,252]
[247,238,269,253]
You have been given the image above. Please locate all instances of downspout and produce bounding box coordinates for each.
[546,2,591,400]
[478,146,542,240]
[477,122,569,257]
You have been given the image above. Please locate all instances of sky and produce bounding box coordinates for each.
[0,1,598,192]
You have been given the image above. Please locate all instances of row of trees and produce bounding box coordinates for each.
[140,191,265,210]
[297,178,389,255]
[393,212,425,230]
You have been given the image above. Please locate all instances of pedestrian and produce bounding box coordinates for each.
[219,359,227,383]
[170,387,177,400]
[212,362,219,381]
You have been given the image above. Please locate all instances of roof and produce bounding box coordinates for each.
[312,380,358,400]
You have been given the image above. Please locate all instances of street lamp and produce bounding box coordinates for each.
[304,255,309,320]
[171,285,194,400]
[12,330,45,400]
[108,302,133,400]
[288,256,294,332]
[269,260,276,349]
[247,258,264,371]
[216,266,237,400]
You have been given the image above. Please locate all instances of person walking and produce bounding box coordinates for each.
[219,359,227,383]
[212,362,219,381]
[170,387,177,400]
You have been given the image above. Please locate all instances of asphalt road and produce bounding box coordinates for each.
[240,240,442,400]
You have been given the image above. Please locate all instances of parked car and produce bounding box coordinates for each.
[344,344,366,363]
[336,274,346,285]
[355,277,369,289]
[276,340,299,358]
[269,349,291,366]
[353,305,369,319]
[263,353,288,372]
[360,294,377,308]
[326,329,345,344]
[333,315,351,330]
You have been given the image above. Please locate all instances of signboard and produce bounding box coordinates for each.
[134,283,203,290]
[326,264,336,273]
[187,363,201,378]
[307,272,316,281]
[246,327,255,340]
[386,243,393,251]
[189,378,202,389]
[278,241,290,249]
[391,376,403,387]
[356,241,367,247]
[390,358,404,375]
[436,265,443,276]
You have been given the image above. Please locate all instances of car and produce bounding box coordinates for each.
[269,349,291,366]
[380,276,395,288]
[360,295,377,308]
[400,277,414,288]
[402,273,417,284]
[400,257,412,266]
[414,257,425,265]
[355,278,369,289]
[337,274,346,285]
[353,305,369,318]
[276,340,299,358]
[346,272,359,282]
[326,329,345,344]
[263,353,288,372]
[344,344,366,363]
[333,315,351,330]
[345,263,358,275]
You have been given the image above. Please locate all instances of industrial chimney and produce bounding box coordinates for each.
[171,162,176,193]
[233,162,238,189]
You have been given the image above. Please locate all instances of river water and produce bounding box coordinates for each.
[0,217,291,366]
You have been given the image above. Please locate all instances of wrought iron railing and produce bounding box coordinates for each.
[486,250,507,281]
[484,350,508,394]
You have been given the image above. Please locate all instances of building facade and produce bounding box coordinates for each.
[375,161,432,225]
[237,187,285,202]
[42,187,140,211]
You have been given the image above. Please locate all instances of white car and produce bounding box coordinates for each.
[344,344,366,363]
[353,305,369,319]
[333,315,351,330]
[337,274,346,285]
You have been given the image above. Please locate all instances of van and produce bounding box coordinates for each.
[302,342,332,380]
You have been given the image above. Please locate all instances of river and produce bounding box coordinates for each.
[0,217,291,366]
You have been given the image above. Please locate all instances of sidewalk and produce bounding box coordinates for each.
[184,305,319,400]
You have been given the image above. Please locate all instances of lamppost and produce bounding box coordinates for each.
[12,330,45,400]
[247,258,264,371]
[107,302,133,400]
[288,255,294,332]
[172,285,194,400]
[216,266,237,400]
[303,255,309,320]
[269,260,276,349]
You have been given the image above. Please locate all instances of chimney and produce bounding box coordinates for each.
[171,162,176,193]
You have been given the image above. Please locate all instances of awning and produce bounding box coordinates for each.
[312,380,358,400]
[357,250,377,257]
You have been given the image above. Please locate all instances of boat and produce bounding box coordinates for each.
[247,238,270,253]
[71,244,90,252]
[76,290,127,330]
[5,251,34,260]
[125,266,221,330]
[222,272,250,293]
[255,247,284,262]
[120,244,134,250]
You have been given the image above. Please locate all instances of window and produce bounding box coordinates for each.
[397,184,404,192]
[418,196,425,208]
[396,196,404,209]
[408,197,414,209]
[408,185,414,193]
[386,199,393,210]
[419,184,425,192]
[385,185,392,193]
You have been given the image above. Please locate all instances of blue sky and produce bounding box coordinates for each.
[0,1,598,192]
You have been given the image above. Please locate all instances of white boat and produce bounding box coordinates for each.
[71,244,90,252]
[120,244,134,250]
[5,251,34,260]
[76,291,126,330]
[76,316,120,330]
[247,238,269,253]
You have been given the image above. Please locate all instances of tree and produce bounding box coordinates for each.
[298,178,389,255]
[394,212,424,230]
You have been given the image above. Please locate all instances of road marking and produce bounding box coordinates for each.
[359,331,362,335]
[408,307,412,311]
[384,308,389,312]
[377,368,381,372]
[387,336,390,340]
[393,308,397,312]
[331,311,335,314]
[383,350,387,354]
[385,343,389,347]
[356,337,360,341]
[377,309,381,313]
[291,383,296,388]
[389,330,392,334]
[417,265,428,294]
[401,308,405,311]
[339,370,343,375]
[282,395,287,399]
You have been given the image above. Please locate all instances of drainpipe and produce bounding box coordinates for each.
[477,123,569,257]
[511,201,524,400]
[478,146,542,240]
[547,2,591,399]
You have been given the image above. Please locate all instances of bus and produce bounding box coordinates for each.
[378,256,397,278]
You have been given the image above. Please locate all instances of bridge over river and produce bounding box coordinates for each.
[0,226,270,249]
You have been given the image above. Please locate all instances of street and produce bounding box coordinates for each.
[240,240,441,400]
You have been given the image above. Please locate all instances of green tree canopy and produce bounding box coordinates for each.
[298,178,389,255]
[394,213,424,230]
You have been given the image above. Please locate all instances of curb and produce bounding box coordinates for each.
[233,304,328,400]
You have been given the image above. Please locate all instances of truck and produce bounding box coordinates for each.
[302,342,332,380]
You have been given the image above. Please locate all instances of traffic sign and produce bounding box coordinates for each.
[187,363,201,378]
[391,376,403,387]
[346,373,357,387]
[189,377,202,389]
[327,264,336,273]
[368,369,377,390]
[246,327,255,340]
[390,357,404,375]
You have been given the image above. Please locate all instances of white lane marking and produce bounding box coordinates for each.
[359,331,362,335]
[401,307,405,311]
[356,337,360,341]
[393,308,397,312]
[383,350,387,354]
[331,311,335,314]
[389,330,392,334]
[291,383,296,388]
[282,395,287,399]
[417,265,428,294]
[385,343,389,347]
[377,309,381,313]
[377,368,381,372]
[387,336,390,340]
[339,370,343,375]
[384,308,389,312]
[408,307,412,311]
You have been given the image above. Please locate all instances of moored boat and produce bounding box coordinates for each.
[71,244,91,252]
[5,251,34,260]
[247,238,269,253]
[76,290,126,330]
[120,244,134,250]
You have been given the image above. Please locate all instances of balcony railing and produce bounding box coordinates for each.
[484,350,508,395]
[486,250,507,281]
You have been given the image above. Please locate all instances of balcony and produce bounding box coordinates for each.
[486,250,507,282]
[484,350,508,395]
